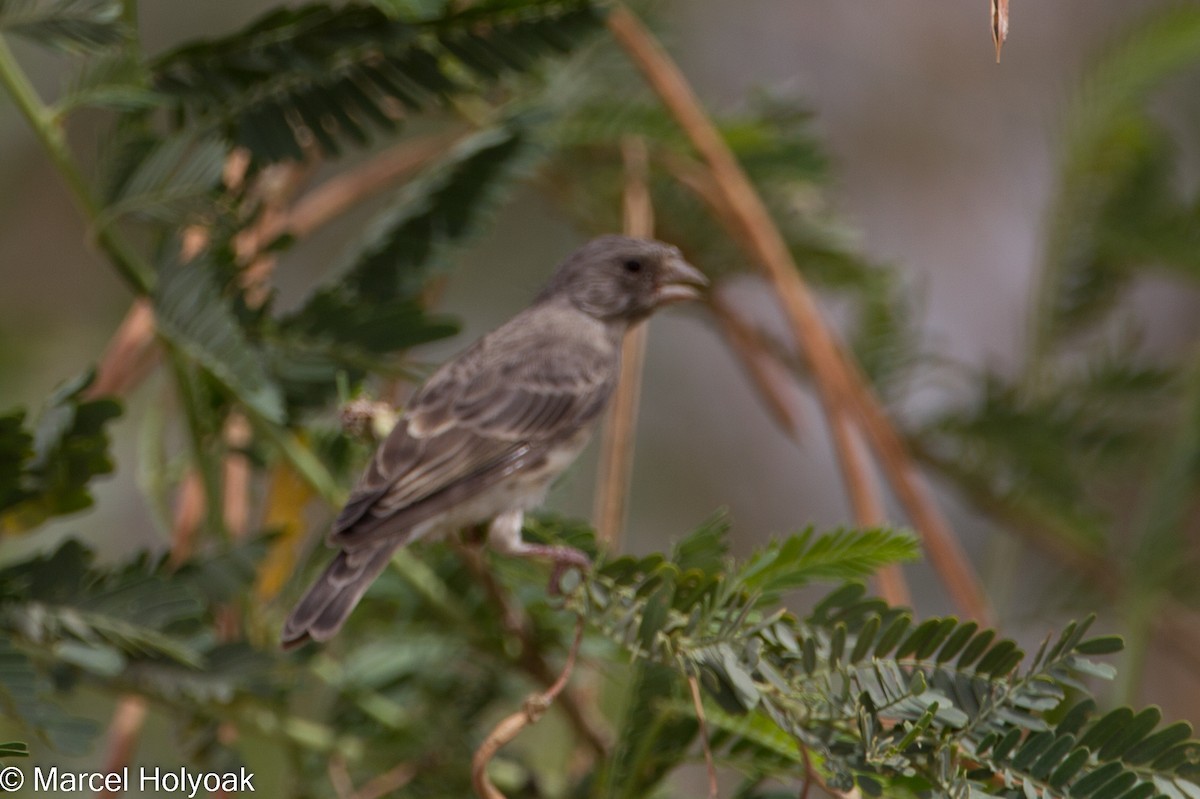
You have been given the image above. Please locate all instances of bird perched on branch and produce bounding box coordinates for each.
[282,235,707,648]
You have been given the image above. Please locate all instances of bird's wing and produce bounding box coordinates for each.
[329,322,615,549]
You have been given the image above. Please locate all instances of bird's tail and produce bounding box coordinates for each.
[280,541,398,650]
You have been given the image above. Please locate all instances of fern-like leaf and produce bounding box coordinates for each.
[0,0,124,53]
[153,253,285,424]
[0,371,121,533]
[151,1,603,162]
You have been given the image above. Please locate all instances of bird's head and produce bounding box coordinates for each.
[540,235,709,323]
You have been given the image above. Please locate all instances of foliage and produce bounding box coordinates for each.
[0,0,124,53]
[0,372,121,534]
[151,1,605,162]
[918,6,1200,676]
[572,523,1200,799]
[1,0,1200,797]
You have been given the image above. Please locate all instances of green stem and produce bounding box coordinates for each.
[166,349,226,537]
[251,420,345,506]
[0,34,154,294]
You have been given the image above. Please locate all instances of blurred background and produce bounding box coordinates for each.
[2,0,1199,779]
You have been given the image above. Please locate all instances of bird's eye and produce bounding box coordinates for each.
[623,259,643,273]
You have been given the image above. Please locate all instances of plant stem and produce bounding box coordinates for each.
[593,136,654,551]
[254,421,346,506]
[166,349,226,538]
[607,5,981,621]
[0,34,154,294]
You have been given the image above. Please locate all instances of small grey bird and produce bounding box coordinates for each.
[281,235,707,648]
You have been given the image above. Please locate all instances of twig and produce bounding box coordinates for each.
[82,133,454,405]
[328,755,357,799]
[222,414,253,537]
[708,289,803,438]
[711,289,911,607]
[328,755,415,799]
[608,5,983,622]
[167,471,205,570]
[687,674,719,799]
[472,617,586,799]
[992,0,1010,62]
[916,443,1200,675]
[93,695,147,799]
[356,763,417,799]
[281,133,456,240]
[593,136,655,551]
[799,741,814,799]
[88,299,159,399]
[455,542,609,756]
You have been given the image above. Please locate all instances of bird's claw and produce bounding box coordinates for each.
[547,548,592,596]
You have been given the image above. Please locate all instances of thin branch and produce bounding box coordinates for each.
[472,617,586,799]
[88,299,159,399]
[992,0,1010,62]
[916,443,1200,676]
[93,695,147,799]
[609,5,983,621]
[710,288,910,607]
[708,288,803,438]
[83,133,454,405]
[799,741,814,799]
[222,414,253,537]
[687,674,719,799]
[167,460,206,569]
[593,136,655,551]
[455,542,609,756]
[0,37,154,294]
[329,755,415,799]
[282,133,456,240]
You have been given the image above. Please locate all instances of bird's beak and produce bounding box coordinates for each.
[654,254,709,305]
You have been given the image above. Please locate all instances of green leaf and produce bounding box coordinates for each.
[0,741,29,758]
[0,639,99,754]
[1037,6,1200,346]
[97,132,226,226]
[153,253,285,424]
[341,121,535,302]
[738,527,919,600]
[152,1,604,162]
[56,52,161,114]
[0,371,121,533]
[0,0,124,53]
[1075,635,1124,655]
[1098,707,1162,762]
[1125,722,1194,766]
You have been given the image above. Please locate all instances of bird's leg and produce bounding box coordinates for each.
[487,509,592,594]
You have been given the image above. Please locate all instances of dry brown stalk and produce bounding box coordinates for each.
[992,0,1010,62]
[454,541,609,756]
[593,136,655,551]
[282,132,456,240]
[92,695,147,799]
[608,4,984,621]
[471,618,586,799]
[687,674,719,799]
[87,133,454,406]
[710,289,910,606]
[709,288,803,438]
[167,471,205,570]
[329,755,415,799]
[87,298,158,399]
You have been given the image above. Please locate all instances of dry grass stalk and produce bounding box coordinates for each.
[608,4,984,621]
[471,619,586,799]
[593,136,655,551]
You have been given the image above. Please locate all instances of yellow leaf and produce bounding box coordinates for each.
[255,460,317,602]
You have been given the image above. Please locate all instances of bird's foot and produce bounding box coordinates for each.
[533,545,592,595]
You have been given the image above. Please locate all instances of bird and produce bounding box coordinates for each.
[281,235,707,649]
